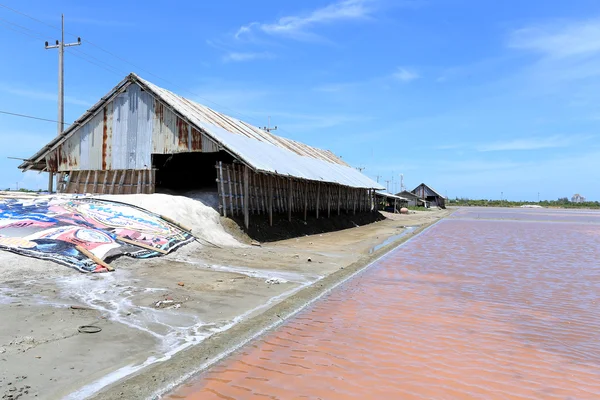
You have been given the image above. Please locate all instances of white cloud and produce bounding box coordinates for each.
[509,19,600,59]
[223,51,274,63]
[476,135,586,152]
[0,86,91,107]
[235,0,374,41]
[392,67,419,82]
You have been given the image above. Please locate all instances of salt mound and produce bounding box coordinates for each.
[99,193,241,247]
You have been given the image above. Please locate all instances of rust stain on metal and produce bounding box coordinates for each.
[190,127,202,151]
[176,117,188,150]
[102,106,108,170]
[46,153,58,172]
[155,100,164,123]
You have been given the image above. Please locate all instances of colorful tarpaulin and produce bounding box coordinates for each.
[0,194,194,272]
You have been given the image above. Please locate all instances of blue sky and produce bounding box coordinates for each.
[0,0,599,200]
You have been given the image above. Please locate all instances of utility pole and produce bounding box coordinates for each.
[262,116,277,133]
[45,14,81,193]
[385,180,391,192]
[356,166,365,172]
[538,192,540,202]
[400,174,405,192]
[376,175,381,183]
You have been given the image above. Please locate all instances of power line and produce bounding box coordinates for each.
[0,16,46,39]
[0,2,270,126]
[0,3,306,140]
[0,109,70,125]
[0,18,44,40]
[66,48,126,76]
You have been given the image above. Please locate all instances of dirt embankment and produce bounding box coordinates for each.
[0,207,449,400]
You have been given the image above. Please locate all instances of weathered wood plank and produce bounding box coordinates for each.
[243,165,249,229]
[83,170,91,194]
[268,175,273,226]
[316,182,320,219]
[118,170,126,194]
[287,178,293,222]
[227,166,234,216]
[218,162,227,217]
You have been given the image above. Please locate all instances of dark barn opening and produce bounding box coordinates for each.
[152,151,236,192]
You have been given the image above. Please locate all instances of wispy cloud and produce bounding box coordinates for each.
[207,40,274,63]
[434,134,592,153]
[0,85,91,107]
[476,135,584,152]
[223,51,274,63]
[236,0,375,42]
[509,19,600,59]
[392,67,419,82]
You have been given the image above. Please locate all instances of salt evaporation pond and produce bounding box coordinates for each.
[167,207,600,399]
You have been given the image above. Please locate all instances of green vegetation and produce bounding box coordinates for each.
[3,188,44,193]
[448,198,600,209]
[407,205,430,211]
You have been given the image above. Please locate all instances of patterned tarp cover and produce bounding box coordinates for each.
[0,194,194,272]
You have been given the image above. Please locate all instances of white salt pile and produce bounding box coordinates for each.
[100,193,241,247]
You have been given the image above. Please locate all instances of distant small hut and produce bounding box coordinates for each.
[396,190,426,207]
[411,183,446,209]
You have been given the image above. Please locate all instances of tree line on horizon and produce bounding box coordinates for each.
[449,197,600,209]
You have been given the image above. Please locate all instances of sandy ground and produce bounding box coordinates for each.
[0,209,449,400]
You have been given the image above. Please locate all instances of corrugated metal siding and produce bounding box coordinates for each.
[112,85,152,169]
[412,184,443,199]
[102,102,113,170]
[33,74,383,189]
[138,77,350,166]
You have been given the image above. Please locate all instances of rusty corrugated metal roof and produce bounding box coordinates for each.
[20,73,383,189]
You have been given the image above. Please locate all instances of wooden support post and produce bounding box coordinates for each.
[327,185,331,218]
[316,182,320,219]
[232,165,238,215]
[152,169,157,194]
[227,166,234,217]
[337,185,341,215]
[83,171,91,193]
[101,171,109,194]
[304,182,308,221]
[394,198,397,214]
[243,165,249,229]
[260,175,267,214]
[136,170,142,194]
[218,162,227,218]
[118,170,126,194]
[109,171,118,195]
[65,172,73,193]
[288,178,293,222]
[268,176,273,226]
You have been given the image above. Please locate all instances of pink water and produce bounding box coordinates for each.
[167,208,600,399]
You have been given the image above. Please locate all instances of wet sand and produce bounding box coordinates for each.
[167,207,600,399]
[0,210,447,399]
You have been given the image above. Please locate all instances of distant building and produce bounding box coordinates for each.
[571,194,586,203]
[375,191,408,213]
[18,73,383,229]
[396,190,427,207]
[411,183,446,209]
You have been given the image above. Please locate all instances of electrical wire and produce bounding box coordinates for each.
[0,110,70,125]
[0,2,272,126]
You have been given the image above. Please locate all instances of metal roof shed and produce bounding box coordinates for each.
[18,73,384,228]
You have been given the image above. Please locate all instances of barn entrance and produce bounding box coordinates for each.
[152,151,235,192]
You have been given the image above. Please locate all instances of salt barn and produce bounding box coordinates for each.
[19,73,384,229]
